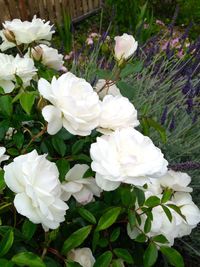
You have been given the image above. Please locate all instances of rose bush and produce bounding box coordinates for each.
[0,15,199,267]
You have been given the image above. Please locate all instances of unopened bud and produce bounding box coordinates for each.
[37,96,47,111]
[31,46,43,61]
[3,29,16,43]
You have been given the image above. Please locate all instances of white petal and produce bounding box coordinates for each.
[95,173,120,191]
[0,80,15,93]
[42,105,62,135]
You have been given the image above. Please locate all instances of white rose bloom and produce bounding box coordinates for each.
[61,164,102,204]
[68,248,95,267]
[114,33,138,61]
[90,128,168,191]
[0,16,54,50]
[149,170,193,193]
[4,150,68,231]
[30,44,64,70]
[0,53,37,93]
[94,79,121,99]
[97,95,139,134]
[38,72,101,136]
[0,147,9,167]
[172,192,200,237]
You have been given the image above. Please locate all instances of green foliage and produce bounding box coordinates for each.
[12,252,46,267]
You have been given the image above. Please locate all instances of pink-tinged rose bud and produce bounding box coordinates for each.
[31,46,43,61]
[114,33,138,62]
[3,29,16,43]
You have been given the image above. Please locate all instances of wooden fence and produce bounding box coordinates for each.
[0,0,102,24]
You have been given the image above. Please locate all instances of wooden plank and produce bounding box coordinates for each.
[54,0,62,24]
[68,0,75,18]
[45,0,55,22]
[27,0,39,19]
[18,0,28,20]
[75,0,82,17]
[6,0,20,19]
[93,0,100,9]
[0,1,11,23]
[82,0,89,14]
[37,0,47,20]
[87,0,93,12]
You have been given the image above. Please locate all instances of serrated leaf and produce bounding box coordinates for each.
[96,207,121,231]
[56,159,70,182]
[0,230,14,257]
[12,252,46,267]
[0,96,13,117]
[143,243,158,267]
[128,209,136,230]
[0,259,14,267]
[145,196,160,207]
[160,247,184,267]
[78,208,96,224]
[161,205,172,222]
[152,234,169,244]
[120,187,136,207]
[93,251,112,267]
[66,261,82,267]
[135,233,147,243]
[62,225,92,254]
[167,204,186,221]
[52,136,66,157]
[161,189,172,203]
[19,92,35,115]
[0,170,6,191]
[92,231,100,252]
[134,187,145,207]
[110,227,120,242]
[72,139,85,155]
[144,217,152,234]
[22,219,37,241]
[113,248,134,264]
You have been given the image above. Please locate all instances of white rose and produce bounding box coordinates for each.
[38,72,101,136]
[0,30,16,51]
[94,79,121,99]
[172,192,200,237]
[97,95,139,134]
[0,53,37,93]
[30,44,64,70]
[1,15,54,50]
[114,33,138,61]
[4,150,68,231]
[0,147,9,167]
[68,248,95,267]
[90,128,168,191]
[149,170,193,193]
[61,164,102,204]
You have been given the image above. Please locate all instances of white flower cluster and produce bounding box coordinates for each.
[0,53,37,93]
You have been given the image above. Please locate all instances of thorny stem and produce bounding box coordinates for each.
[22,125,47,154]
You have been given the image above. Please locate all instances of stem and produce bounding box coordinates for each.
[41,232,49,260]
[22,125,47,154]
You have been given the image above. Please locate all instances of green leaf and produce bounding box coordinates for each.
[145,196,160,207]
[22,219,37,241]
[72,139,85,155]
[135,233,147,243]
[93,251,112,267]
[0,170,6,191]
[0,259,14,267]
[0,230,14,257]
[13,132,24,150]
[160,247,184,267]
[161,189,173,203]
[143,243,158,267]
[92,231,100,252]
[52,136,66,157]
[110,227,120,242]
[128,209,136,230]
[0,96,13,117]
[167,204,186,221]
[152,234,169,244]
[19,92,35,115]
[12,252,46,267]
[116,81,136,99]
[66,261,82,267]
[120,62,143,78]
[144,217,152,234]
[146,118,167,143]
[78,208,96,224]
[56,159,70,182]
[113,248,134,264]
[120,187,136,207]
[96,207,121,231]
[111,259,124,267]
[134,187,145,206]
[62,225,92,255]
[161,205,172,222]
[96,69,113,80]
